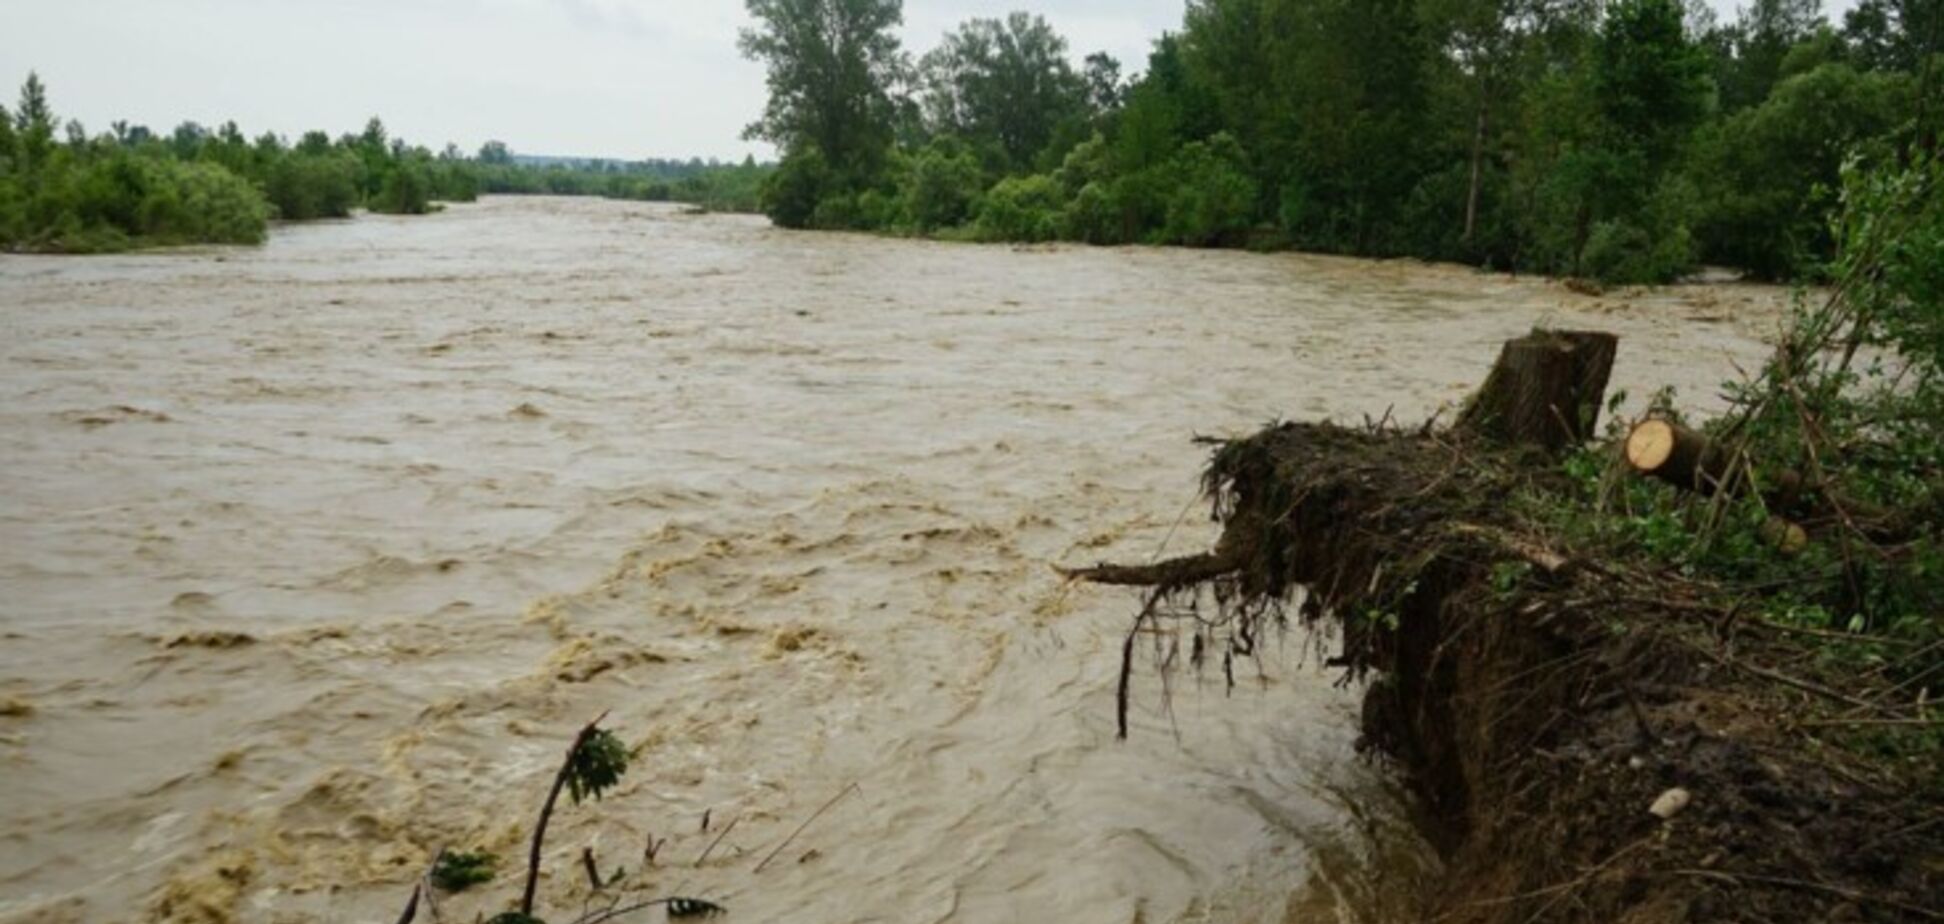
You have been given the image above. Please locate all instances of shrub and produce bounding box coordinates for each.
[369,162,432,215]
[762,147,834,229]
[1685,63,1904,279]
[900,139,984,231]
[1063,180,1123,244]
[810,192,866,230]
[264,151,359,220]
[1158,133,1256,247]
[973,173,1064,242]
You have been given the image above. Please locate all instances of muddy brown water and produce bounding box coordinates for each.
[0,198,1785,923]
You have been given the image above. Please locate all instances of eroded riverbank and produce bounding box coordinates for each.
[0,197,1785,922]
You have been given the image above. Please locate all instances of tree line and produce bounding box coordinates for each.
[0,74,771,253]
[740,0,1938,283]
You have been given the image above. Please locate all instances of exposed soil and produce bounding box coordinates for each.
[1097,419,1943,922]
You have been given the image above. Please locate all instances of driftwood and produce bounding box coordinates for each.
[1457,329,1618,454]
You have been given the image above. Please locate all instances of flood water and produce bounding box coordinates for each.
[0,198,1784,923]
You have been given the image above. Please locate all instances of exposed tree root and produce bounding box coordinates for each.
[1057,550,1243,589]
[1080,330,1942,923]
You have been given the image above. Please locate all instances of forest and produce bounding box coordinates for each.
[741,0,1937,283]
[0,74,769,253]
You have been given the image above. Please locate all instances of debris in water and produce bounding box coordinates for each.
[668,897,726,917]
[163,630,257,649]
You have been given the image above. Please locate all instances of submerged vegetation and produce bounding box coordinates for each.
[742,0,1938,283]
[0,73,771,254]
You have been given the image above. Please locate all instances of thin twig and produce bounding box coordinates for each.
[1670,869,1944,921]
[1799,716,1944,728]
[694,815,738,867]
[580,846,603,890]
[754,782,860,874]
[1680,638,1882,713]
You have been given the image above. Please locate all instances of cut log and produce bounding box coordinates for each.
[1625,419,1735,494]
[1457,329,1618,454]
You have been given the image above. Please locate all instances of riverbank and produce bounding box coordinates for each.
[1075,337,1942,921]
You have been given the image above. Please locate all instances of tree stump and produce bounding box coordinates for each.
[1457,329,1618,454]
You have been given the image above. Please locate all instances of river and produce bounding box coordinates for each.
[0,197,1784,923]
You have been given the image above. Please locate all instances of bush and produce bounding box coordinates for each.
[900,139,984,231]
[1158,133,1257,247]
[431,160,478,203]
[369,162,432,215]
[1685,63,1904,279]
[973,173,1064,242]
[1063,180,1124,244]
[810,192,866,230]
[264,151,359,220]
[762,148,834,229]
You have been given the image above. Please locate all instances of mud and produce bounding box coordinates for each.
[0,197,1786,922]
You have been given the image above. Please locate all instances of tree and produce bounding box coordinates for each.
[478,140,513,164]
[1717,0,1826,111]
[0,101,15,170]
[1083,52,1124,113]
[739,0,905,184]
[1594,0,1712,173]
[15,72,55,173]
[1845,0,1944,72]
[1686,62,1904,277]
[918,13,1089,170]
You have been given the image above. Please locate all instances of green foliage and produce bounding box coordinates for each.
[369,161,433,215]
[1157,133,1258,247]
[1686,63,1905,278]
[1534,150,1942,695]
[739,0,904,187]
[484,914,547,924]
[973,173,1064,242]
[918,12,1090,171]
[0,72,767,254]
[735,0,1928,280]
[900,138,984,230]
[1594,0,1713,172]
[1063,181,1124,244]
[430,850,497,892]
[264,151,360,220]
[565,728,629,804]
[763,146,835,229]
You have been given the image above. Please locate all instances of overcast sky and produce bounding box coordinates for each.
[2,0,1861,162]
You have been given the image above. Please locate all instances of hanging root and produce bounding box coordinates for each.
[1057,549,1243,589]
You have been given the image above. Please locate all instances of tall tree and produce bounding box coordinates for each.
[1844,0,1944,72]
[740,0,905,180]
[15,72,54,173]
[918,13,1088,170]
[1594,0,1713,172]
[1082,52,1124,113]
[1718,0,1825,110]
